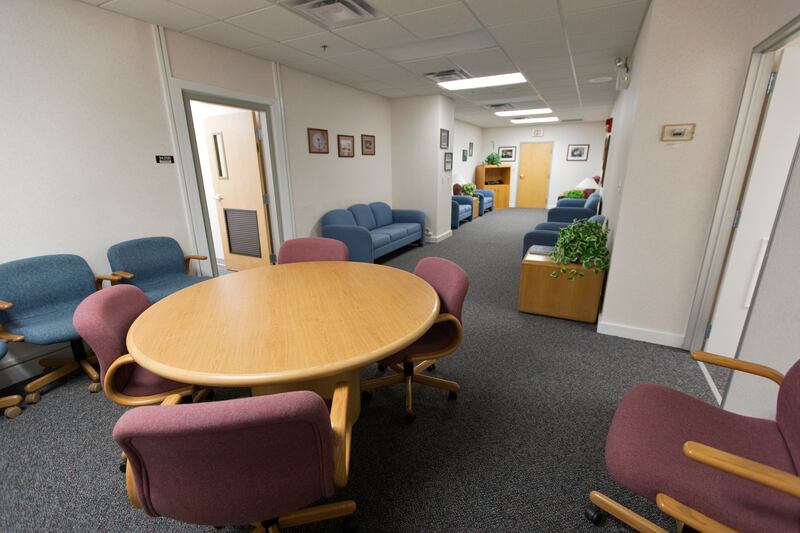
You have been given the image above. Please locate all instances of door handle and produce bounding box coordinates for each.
[519,174,525,179]
[213,194,223,201]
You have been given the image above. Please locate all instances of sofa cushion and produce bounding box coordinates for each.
[459,205,471,216]
[369,202,393,227]
[350,204,377,230]
[369,231,391,248]
[321,209,356,227]
[373,224,409,242]
[389,222,421,237]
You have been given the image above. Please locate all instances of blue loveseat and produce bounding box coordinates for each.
[451,196,473,229]
[522,215,607,256]
[321,202,425,263]
[474,189,494,214]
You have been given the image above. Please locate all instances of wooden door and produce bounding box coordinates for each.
[517,142,553,208]
[205,110,272,271]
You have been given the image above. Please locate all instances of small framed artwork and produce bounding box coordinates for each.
[307,128,329,154]
[361,134,375,155]
[462,149,468,162]
[338,135,355,158]
[566,144,590,161]
[444,152,453,171]
[468,142,473,156]
[440,128,449,149]
[661,123,696,142]
[498,146,516,162]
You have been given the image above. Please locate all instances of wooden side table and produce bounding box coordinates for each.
[472,196,480,217]
[517,250,605,323]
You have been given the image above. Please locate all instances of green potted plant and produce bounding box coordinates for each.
[563,189,585,199]
[485,152,500,165]
[461,183,477,196]
[550,219,609,281]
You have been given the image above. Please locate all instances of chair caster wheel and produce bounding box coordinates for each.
[584,504,605,525]
[88,382,102,393]
[361,391,373,401]
[426,364,436,372]
[405,412,416,423]
[4,406,22,419]
[342,515,358,532]
[377,363,387,372]
[448,391,458,401]
[25,392,41,404]
[119,460,127,473]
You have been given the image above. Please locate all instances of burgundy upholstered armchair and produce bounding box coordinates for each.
[277,237,348,264]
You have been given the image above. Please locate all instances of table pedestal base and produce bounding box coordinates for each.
[251,369,361,422]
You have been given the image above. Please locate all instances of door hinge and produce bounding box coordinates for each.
[255,128,263,141]
[732,208,741,229]
[704,322,712,340]
[767,71,777,94]
[262,194,270,205]
[269,254,277,265]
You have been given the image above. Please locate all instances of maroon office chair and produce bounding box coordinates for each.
[113,389,355,532]
[587,352,800,532]
[277,237,348,264]
[362,257,469,422]
[73,284,200,406]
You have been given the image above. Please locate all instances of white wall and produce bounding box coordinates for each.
[452,120,483,186]
[279,66,393,237]
[482,123,605,208]
[598,0,800,347]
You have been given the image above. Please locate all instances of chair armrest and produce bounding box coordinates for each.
[95,274,121,290]
[104,354,194,407]
[683,441,800,498]
[523,230,559,255]
[547,207,593,223]
[556,198,586,207]
[0,300,12,311]
[112,271,135,280]
[391,208,425,227]
[690,351,783,385]
[330,381,351,488]
[0,325,24,343]
[476,189,494,199]
[407,313,464,363]
[451,195,473,206]
[589,491,667,533]
[184,255,208,275]
[125,458,141,509]
[655,493,736,533]
[160,394,183,406]
[322,225,374,263]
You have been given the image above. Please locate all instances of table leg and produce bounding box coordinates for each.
[251,369,361,422]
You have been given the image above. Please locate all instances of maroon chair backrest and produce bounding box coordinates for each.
[277,237,348,264]
[414,257,469,323]
[73,284,150,387]
[113,392,334,526]
[777,359,800,470]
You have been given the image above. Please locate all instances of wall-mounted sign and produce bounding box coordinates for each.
[155,155,175,164]
[531,128,544,137]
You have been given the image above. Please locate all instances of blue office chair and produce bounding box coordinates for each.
[107,237,210,303]
[0,254,118,405]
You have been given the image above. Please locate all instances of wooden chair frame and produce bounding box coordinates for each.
[361,313,463,420]
[123,384,355,532]
[588,351,794,532]
[103,354,201,407]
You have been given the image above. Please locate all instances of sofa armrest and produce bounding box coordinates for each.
[556,198,586,207]
[523,230,559,256]
[322,224,374,263]
[392,208,425,227]
[451,195,473,206]
[475,189,494,200]
[451,201,460,229]
[535,222,568,232]
[547,207,593,223]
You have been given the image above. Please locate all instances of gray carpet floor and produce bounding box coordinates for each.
[0,208,717,532]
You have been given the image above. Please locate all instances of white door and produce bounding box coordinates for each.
[705,47,800,357]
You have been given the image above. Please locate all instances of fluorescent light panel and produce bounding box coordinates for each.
[495,107,552,117]
[510,116,560,124]
[438,72,526,91]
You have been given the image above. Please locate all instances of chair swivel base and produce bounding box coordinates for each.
[0,393,23,419]
[249,500,356,533]
[24,340,101,403]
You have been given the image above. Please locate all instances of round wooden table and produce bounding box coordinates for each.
[127,261,440,421]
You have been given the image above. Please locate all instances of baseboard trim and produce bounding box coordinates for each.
[596,320,685,348]
[425,230,452,243]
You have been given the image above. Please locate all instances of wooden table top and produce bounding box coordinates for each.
[127,262,440,387]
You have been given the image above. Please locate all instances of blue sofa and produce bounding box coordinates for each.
[523,215,607,256]
[474,189,494,215]
[451,196,473,229]
[546,192,601,225]
[321,202,425,263]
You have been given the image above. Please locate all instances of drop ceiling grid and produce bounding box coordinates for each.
[85,0,648,125]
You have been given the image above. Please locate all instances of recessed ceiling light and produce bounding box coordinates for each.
[495,107,552,117]
[438,72,527,91]
[510,116,560,124]
[587,76,614,84]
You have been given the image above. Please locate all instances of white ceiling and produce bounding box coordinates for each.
[80,0,649,127]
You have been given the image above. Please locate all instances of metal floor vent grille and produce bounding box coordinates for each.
[224,208,261,258]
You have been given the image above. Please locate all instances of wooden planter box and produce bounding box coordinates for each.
[517,252,605,323]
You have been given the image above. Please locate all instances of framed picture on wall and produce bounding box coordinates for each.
[440,128,449,149]
[462,149,468,162]
[307,128,329,154]
[498,146,516,162]
[469,142,473,156]
[361,134,376,155]
[566,144,590,161]
[444,152,453,171]
[338,135,355,158]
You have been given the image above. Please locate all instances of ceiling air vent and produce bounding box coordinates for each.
[424,68,471,83]
[483,103,517,112]
[284,0,378,28]
[561,118,584,122]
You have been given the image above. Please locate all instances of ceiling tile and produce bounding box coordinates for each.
[283,32,361,58]
[489,17,564,46]
[564,0,648,35]
[374,87,412,98]
[228,5,324,41]
[396,3,481,40]
[334,18,418,49]
[561,0,643,13]
[465,0,558,27]
[288,59,369,83]
[169,0,273,20]
[399,56,458,74]
[326,50,394,70]
[571,49,624,68]
[366,0,458,17]
[521,63,574,79]
[504,40,568,62]
[350,80,391,92]
[77,0,108,5]
[448,47,516,77]
[569,29,638,54]
[244,40,317,63]
[103,0,214,31]
[185,22,269,49]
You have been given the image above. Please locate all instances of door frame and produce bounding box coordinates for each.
[154,26,295,277]
[516,141,554,208]
[683,15,800,352]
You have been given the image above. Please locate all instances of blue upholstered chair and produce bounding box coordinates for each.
[546,192,601,224]
[451,196,473,229]
[107,237,210,303]
[522,215,607,257]
[0,254,118,405]
[0,341,23,418]
[474,189,494,214]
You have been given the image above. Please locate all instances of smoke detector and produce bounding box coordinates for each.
[424,68,471,83]
[284,0,378,28]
